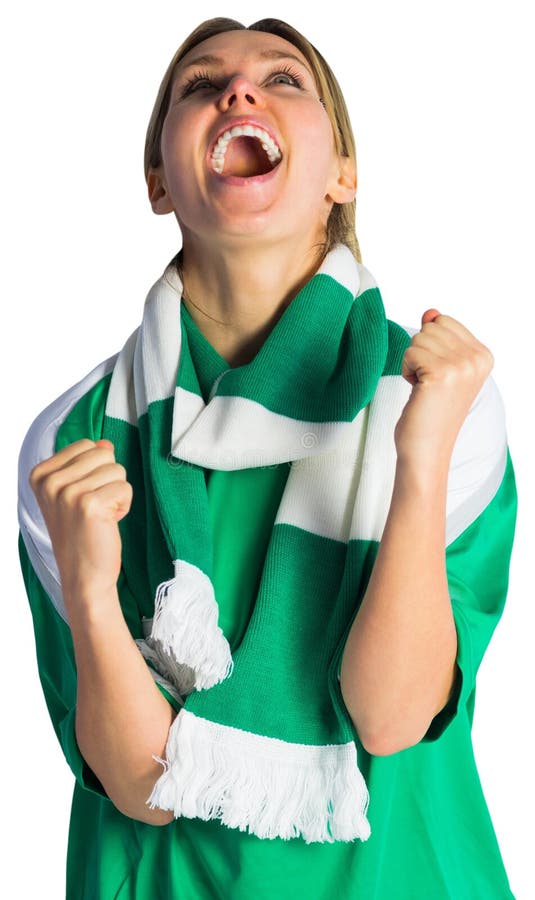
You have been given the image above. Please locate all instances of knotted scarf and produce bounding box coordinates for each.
[103,243,390,844]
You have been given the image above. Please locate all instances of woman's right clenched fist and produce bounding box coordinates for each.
[29,438,132,602]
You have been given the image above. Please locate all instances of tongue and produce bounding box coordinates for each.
[222,136,273,177]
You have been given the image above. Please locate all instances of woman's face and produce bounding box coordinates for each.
[149,29,354,250]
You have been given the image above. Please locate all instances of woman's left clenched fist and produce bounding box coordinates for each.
[395,309,494,471]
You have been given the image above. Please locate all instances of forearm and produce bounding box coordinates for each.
[68,585,177,825]
[339,459,458,756]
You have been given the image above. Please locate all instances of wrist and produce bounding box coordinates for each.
[62,580,121,626]
[394,453,451,495]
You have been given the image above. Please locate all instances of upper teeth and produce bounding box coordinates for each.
[210,125,282,174]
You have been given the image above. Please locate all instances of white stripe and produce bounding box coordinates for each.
[170,386,207,447]
[136,266,184,413]
[172,389,354,469]
[105,328,138,424]
[316,244,377,300]
[269,375,406,542]
[274,371,508,546]
[105,262,184,423]
[317,243,361,296]
[275,409,367,542]
[350,372,508,544]
[350,375,410,542]
[18,355,118,623]
[356,262,378,296]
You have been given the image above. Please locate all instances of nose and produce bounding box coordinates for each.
[218,75,265,111]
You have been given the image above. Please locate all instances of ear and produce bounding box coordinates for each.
[327,155,357,205]
[147,167,174,215]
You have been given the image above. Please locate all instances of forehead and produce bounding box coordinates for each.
[175,29,313,76]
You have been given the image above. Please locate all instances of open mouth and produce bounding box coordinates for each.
[210,126,283,178]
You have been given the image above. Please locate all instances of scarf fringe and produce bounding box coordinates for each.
[136,635,193,698]
[148,559,234,692]
[147,709,371,845]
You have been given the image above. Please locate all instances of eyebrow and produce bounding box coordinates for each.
[177,49,313,77]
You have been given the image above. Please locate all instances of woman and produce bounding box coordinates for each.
[18,16,517,900]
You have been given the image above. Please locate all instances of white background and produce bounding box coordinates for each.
[3,1,533,897]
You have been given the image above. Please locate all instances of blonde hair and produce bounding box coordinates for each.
[144,17,361,263]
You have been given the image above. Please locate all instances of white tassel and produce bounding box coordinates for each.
[148,709,371,844]
[136,636,193,698]
[149,559,234,691]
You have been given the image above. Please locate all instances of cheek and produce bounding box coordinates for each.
[160,116,195,187]
[160,132,179,172]
[294,114,337,183]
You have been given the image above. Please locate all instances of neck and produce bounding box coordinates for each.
[178,235,327,367]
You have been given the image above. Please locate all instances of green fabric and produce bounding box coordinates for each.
[19,295,518,897]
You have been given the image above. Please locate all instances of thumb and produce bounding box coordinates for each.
[422,308,441,326]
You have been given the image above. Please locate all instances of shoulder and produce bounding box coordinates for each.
[445,372,508,544]
[17,354,118,621]
[18,353,118,483]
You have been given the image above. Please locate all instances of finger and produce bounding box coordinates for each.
[401,345,437,385]
[79,480,133,523]
[30,440,99,493]
[57,464,129,506]
[424,313,479,345]
[433,317,494,373]
[33,439,116,476]
[412,325,460,357]
[30,439,98,481]
[31,445,117,498]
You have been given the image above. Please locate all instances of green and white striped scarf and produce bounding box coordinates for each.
[103,243,390,844]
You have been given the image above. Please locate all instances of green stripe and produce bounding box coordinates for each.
[383,320,411,376]
[189,278,388,422]
[183,528,377,746]
[180,303,230,402]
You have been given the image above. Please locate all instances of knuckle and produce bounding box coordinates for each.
[455,357,478,383]
[79,491,99,517]
[458,355,474,375]
[453,348,492,384]
[98,444,115,460]
[116,478,133,500]
[29,462,44,490]
[29,456,58,490]
[57,481,79,507]
[479,344,494,369]
[41,470,64,502]
[441,362,459,384]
